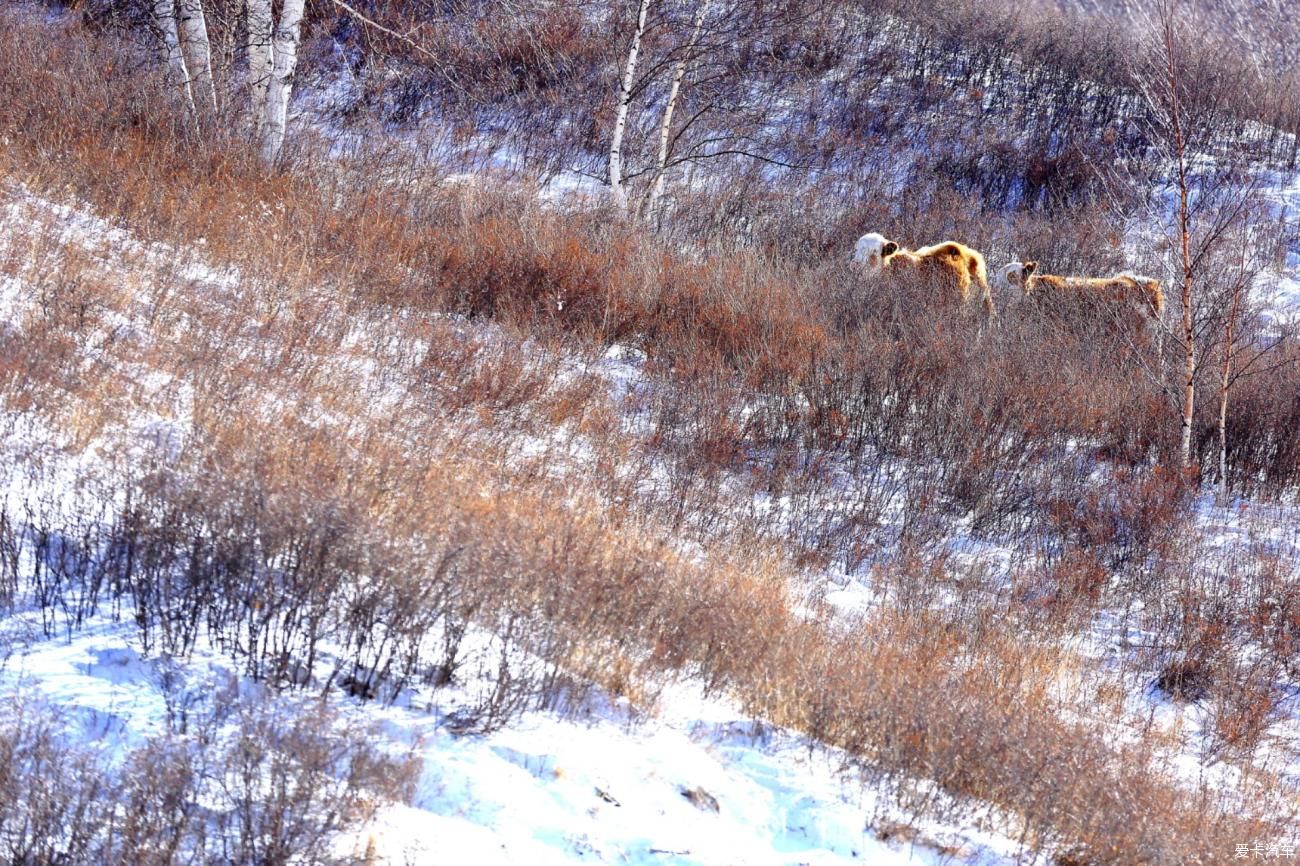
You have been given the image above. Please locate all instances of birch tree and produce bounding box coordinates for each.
[642,0,711,222]
[246,0,273,142]
[600,0,819,227]
[1216,237,1249,495]
[177,0,218,115]
[1206,210,1294,496]
[1130,0,1260,469]
[150,0,303,164]
[154,0,381,166]
[258,0,306,165]
[609,0,654,210]
[153,0,196,115]
[1161,9,1196,467]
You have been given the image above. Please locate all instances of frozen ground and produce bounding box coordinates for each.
[0,611,1026,865]
[1,156,1298,860]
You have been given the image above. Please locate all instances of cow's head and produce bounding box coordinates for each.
[1000,260,1037,292]
[852,232,900,273]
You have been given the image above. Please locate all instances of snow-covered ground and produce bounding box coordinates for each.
[0,177,1041,864]
[1,155,1298,861]
[0,610,1029,865]
[1256,169,1300,322]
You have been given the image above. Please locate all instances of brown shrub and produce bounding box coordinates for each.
[0,12,1292,863]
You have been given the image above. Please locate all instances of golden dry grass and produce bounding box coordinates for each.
[0,9,1294,864]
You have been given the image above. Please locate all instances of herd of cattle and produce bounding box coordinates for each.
[851,231,1166,348]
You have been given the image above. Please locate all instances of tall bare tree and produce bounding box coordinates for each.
[177,0,218,115]
[246,0,274,143]
[259,0,307,165]
[609,0,655,210]
[1205,210,1295,496]
[152,0,196,115]
[1130,0,1263,469]
[642,0,711,221]
[1157,4,1197,467]
[1215,232,1250,494]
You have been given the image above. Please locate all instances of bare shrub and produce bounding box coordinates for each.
[0,698,111,864]
[0,689,416,866]
[212,697,418,866]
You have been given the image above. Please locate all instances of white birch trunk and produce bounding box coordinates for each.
[1162,13,1196,469]
[609,0,653,210]
[1217,265,1246,498]
[643,0,710,221]
[1217,328,1232,497]
[260,0,306,165]
[1177,217,1195,469]
[153,0,196,115]
[246,0,274,141]
[177,0,218,115]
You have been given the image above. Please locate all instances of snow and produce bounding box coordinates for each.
[1253,168,1300,323]
[0,611,1026,865]
[3,136,1299,862]
[0,177,1034,865]
[374,700,917,865]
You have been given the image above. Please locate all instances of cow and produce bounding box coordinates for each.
[999,260,1164,355]
[852,233,995,318]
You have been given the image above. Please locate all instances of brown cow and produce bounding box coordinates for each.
[853,233,995,318]
[999,260,1165,354]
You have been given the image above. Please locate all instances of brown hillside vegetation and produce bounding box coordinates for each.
[1,6,1299,865]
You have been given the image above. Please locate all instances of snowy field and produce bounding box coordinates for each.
[0,612,1028,865]
[0,178,1038,864]
[1,161,1298,862]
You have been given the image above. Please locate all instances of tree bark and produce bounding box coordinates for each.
[177,0,218,115]
[609,0,653,211]
[1162,10,1196,469]
[153,0,196,115]
[642,0,711,222]
[260,0,306,165]
[246,0,273,141]
[1217,254,1247,497]
[1217,316,1233,496]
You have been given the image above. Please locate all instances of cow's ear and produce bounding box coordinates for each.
[1023,261,1037,275]
[882,241,899,257]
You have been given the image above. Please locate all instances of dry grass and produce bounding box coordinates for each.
[0,8,1296,864]
[0,184,1286,863]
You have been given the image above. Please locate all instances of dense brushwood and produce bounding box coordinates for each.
[1,7,1298,865]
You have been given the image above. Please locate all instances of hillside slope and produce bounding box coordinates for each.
[1,3,1299,864]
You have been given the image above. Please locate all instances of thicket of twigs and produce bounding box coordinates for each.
[1,4,1299,864]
